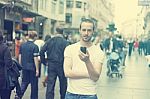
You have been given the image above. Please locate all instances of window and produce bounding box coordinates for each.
[51,2,56,15]
[39,0,46,10]
[76,1,82,8]
[21,0,32,4]
[66,13,72,23]
[66,0,74,8]
[59,0,64,14]
[83,2,87,11]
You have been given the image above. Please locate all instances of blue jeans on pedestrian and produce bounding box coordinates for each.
[65,92,98,99]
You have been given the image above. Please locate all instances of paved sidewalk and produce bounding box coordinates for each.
[97,53,150,99]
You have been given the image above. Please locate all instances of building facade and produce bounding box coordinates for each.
[0,0,66,40]
[143,7,150,36]
[49,0,66,35]
[37,0,66,37]
[65,0,88,34]
[64,0,114,42]
[0,0,39,41]
[0,0,114,41]
[64,0,114,35]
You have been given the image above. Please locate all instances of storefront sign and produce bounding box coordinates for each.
[22,17,34,22]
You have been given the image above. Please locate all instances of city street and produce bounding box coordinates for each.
[11,51,150,99]
[1,0,150,99]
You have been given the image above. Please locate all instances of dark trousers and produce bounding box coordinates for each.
[21,70,38,99]
[38,62,41,78]
[128,46,133,56]
[0,89,11,99]
[46,63,67,99]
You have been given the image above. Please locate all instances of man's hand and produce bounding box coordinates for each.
[79,50,102,82]
[78,50,90,62]
[36,70,39,77]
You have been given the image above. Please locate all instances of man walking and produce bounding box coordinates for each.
[40,26,69,99]
[19,31,39,99]
[64,18,105,99]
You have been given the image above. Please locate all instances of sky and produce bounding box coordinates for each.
[113,0,143,37]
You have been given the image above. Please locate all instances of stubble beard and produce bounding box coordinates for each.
[82,36,92,42]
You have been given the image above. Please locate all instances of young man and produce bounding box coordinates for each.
[19,31,39,99]
[64,18,105,99]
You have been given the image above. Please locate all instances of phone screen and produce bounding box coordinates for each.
[80,47,87,54]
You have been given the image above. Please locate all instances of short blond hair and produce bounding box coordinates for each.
[28,31,37,39]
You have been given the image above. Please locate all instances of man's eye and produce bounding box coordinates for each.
[82,29,92,32]
[87,29,92,32]
[82,29,86,31]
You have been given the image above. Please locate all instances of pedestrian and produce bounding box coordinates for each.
[128,38,134,57]
[42,34,51,87]
[0,30,13,99]
[20,32,29,44]
[146,35,150,68]
[15,37,21,60]
[104,32,118,53]
[19,31,39,99]
[34,35,45,78]
[64,18,105,99]
[40,26,69,99]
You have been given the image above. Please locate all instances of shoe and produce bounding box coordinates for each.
[42,81,46,87]
[14,95,21,99]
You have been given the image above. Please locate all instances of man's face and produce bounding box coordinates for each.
[108,32,113,38]
[79,22,94,42]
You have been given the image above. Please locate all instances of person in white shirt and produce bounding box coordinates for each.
[64,18,105,99]
[34,35,45,78]
[34,35,45,52]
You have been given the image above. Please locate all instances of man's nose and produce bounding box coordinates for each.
[85,30,89,34]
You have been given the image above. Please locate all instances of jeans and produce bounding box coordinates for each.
[65,92,98,99]
[46,63,67,99]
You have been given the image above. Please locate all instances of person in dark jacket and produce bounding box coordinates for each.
[0,31,13,99]
[104,32,118,52]
[40,26,69,99]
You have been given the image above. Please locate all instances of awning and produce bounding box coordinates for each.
[22,10,40,17]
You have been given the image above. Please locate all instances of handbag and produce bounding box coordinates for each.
[5,58,22,90]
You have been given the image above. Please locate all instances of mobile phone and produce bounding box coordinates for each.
[80,47,87,54]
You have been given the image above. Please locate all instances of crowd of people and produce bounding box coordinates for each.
[1,17,150,99]
[0,18,106,99]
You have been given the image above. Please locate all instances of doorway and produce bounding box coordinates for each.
[4,20,13,41]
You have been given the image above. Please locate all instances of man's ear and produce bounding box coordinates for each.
[79,28,81,33]
[92,31,95,36]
